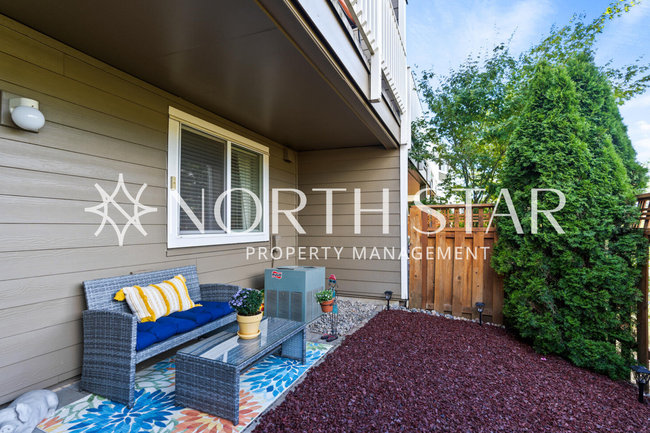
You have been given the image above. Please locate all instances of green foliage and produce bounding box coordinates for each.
[229,288,263,316]
[413,1,648,198]
[492,59,648,380]
[565,52,649,191]
[527,1,650,105]
[409,118,434,163]
[522,2,649,191]
[315,289,334,303]
[415,43,519,202]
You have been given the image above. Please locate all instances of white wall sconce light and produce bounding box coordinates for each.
[0,91,45,132]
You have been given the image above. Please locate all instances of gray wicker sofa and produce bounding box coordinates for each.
[80,265,239,407]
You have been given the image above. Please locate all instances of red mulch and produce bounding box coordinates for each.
[254,310,650,432]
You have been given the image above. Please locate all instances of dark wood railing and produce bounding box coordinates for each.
[422,204,496,232]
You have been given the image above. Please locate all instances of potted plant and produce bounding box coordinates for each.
[229,288,264,339]
[315,289,335,313]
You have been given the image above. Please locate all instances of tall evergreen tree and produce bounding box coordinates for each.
[566,51,648,191]
[492,59,647,380]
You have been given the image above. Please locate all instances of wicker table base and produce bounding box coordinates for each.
[175,317,306,424]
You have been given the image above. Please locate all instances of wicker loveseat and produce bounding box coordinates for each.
[80,265,239,407]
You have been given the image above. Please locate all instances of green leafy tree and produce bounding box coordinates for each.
[492,59,648,380]
[415,44,519,202]
[409,117,434,163]
[414,1,649,199]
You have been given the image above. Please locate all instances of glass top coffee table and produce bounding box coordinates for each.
[175,317,306,424]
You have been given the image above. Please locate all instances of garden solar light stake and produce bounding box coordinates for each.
[384,291,393,311]
[630,365,650,403]
[475,302,485,326]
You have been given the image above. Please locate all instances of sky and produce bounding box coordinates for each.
[406,0,650,164]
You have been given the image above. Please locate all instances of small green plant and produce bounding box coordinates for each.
[229,288,264,316]
[315,289,334,303]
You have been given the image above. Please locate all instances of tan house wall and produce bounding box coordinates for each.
[297,147,402,300]
[0,16,300,404]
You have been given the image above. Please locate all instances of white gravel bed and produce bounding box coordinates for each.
[308,300,380,335]
[307,301,505,336]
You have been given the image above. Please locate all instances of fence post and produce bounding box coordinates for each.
[420,207,429,309]
[408,206,422,309]
[634,194,650,367]
[639,258,649,367]
[472,231,485,321]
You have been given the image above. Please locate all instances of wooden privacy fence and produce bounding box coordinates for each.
[408,204,504,324]
[407,196,649,360]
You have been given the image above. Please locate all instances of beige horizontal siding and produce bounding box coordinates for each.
[0,15,299,404]
[303,190,400,205]
[299,156,399,174]
[297,202,400,216]
[0,166,167,205]
[0,321,82,369]
[297,147,402,300]
[0,346,82,403]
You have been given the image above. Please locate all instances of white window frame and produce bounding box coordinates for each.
[167,107,270,248]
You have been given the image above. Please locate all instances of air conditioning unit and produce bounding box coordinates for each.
[264,266,325,323]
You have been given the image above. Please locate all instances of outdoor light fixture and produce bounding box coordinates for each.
[475,302,485,326]
[0,92,45,132]
[11,98,45,132]
[384,291,393,311]
[630,365,650,403]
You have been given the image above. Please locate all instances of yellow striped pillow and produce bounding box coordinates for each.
[114,274,200,322]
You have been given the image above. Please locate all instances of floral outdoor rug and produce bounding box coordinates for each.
[39,342,331,433]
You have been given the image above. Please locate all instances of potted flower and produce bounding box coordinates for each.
[229,288,264,339]
[315,289,335,313]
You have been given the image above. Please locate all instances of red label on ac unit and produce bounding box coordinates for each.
[272,271,282,279]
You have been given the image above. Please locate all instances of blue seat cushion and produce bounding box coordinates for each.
[136,321,177,351]
[135,330,157,351]
[169,308,212,326]
[157,316,199,334]
[136,302,235,351]
[169,302,234,325]
[200,301,235,320]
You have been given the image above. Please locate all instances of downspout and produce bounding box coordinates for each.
[399,67,412,305]
[400,138,410,306]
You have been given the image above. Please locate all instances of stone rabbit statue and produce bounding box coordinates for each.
[0,390,58,433]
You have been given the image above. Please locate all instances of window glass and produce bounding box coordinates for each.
[179,126,226,234]
[231,144,262,232]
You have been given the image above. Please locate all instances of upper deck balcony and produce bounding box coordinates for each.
[296,0,410,143]
[0,0,412,150]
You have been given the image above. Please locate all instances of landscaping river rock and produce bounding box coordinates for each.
[255,310,650,432]
[307,300,379,335]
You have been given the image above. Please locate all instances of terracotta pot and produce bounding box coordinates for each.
[237,312,263,339]
[320,299,334,313]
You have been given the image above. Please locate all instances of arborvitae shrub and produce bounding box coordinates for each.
[492,58,647,380]
[566,52,648,192]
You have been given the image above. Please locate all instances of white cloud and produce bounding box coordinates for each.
[595,2,650,67]
[622,93,650,110]
[634,138,650,163]
[407,0,554,76]
[621,103,650,163]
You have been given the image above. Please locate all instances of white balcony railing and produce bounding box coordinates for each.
[345,0,407,114]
